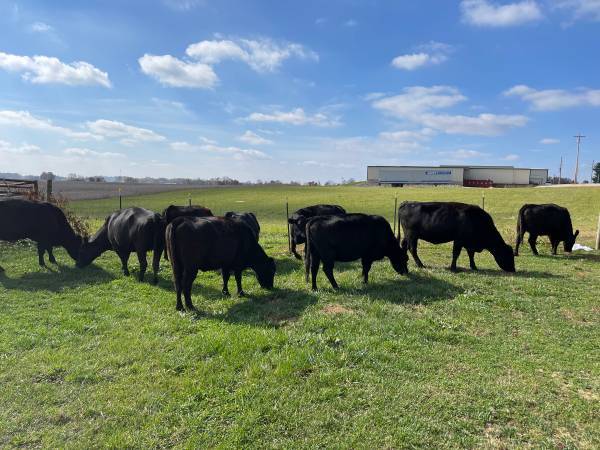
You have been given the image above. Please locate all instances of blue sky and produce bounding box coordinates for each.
[0,0,598,182]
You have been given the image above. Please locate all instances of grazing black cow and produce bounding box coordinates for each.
[77,207,164,283]
[304,213,408,290]
[287,204,346,259]
[398,201,515,272]
[165,216,276,312]
[224,211,260,241]
[0,199,84,271]
[162,205,214,260]
[514,204,579,256]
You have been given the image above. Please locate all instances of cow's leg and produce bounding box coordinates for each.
[400,237,408,250]
[182,268,198,311]
[550,237,559,255]
[47,247,57,264]
[514,231,524,256]
[361,257,372,284]
[450,241,462,272]
[310,254,321,291]
[173,264,184,311]
[136,250,148,282]
[118,251,130,276]
[528,234,539,255]
[37,243,46,267]
[151,248,160,285]
[221,270,231,296]
[407,237,425,268]
[467,249,478,270]
[234,270,245,297]
[322,261,339,290]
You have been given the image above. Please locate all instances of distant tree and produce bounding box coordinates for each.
[40,171,55,180]
[592,162,600,183]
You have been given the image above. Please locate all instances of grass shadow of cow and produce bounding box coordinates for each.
[0,264,115,292]
[196,288,317,328]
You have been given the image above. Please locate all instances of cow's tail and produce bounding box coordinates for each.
[516,204,528,238]
[165,221,180,291]
[304,220,311,283]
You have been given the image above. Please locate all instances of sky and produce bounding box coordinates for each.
[0,0,599,182]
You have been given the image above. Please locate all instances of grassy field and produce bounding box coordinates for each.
[1,185,599,448]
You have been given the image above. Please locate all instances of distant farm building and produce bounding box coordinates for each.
[367,165,549,187]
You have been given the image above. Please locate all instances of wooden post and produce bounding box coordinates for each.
[596,213,600,250]
[482,191,485,211]
[393,196,398,236]
[33,180,38,196]
[188,193,192,207]
[118,187,122,209]
[286,198,291,254]
[46,179,53,201]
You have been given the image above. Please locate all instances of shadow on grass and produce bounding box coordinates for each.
[325,271,462,305]
[471,268,562,279]
[194,288,317,328]
[0,264,115,292]
[532,252,600,263]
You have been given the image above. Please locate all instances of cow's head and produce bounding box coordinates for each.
[493,243,516,272]
[287,215,309,244]
[564,229,579,253]
[255,256,276,289]
[75,236,95,268]
[389,240,409,275]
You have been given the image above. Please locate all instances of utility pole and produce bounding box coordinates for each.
[573,134,585,184]
[559,156,563,184]
[591,160,595,183]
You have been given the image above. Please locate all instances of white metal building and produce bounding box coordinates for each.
[367,165,548,187]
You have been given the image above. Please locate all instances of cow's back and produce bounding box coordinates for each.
[0,199,65,243]
[520,204,572,235]
[107,207,160,250]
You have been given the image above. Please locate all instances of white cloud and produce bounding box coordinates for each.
[504,84,600,110]
[0,140,41,155]
[86,120,166,144]
[244,107,341,127]
[140,37,317,88]
[372,86,528,136]
[372,86,466,117]
[461,0,543,26]
[186,37,318,73]
[540,138,560,144]
[391,42,453,70]
[0,110,97,140]
[553,0,600,22]
[315,17,327,25]
[138,54,217,88]
[29,22,53,33]
[503,153,520,160]
[238,130,273,145]
[344,19,358,27]
[169,141,269,160]
[64,147,125,158]
[0,51,110,87]
[163,0,205,10]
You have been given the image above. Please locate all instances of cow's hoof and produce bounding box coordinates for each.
[151,277,158,285]
[176,305,184,312]
[449,267,458,272]
[237,291,246,297]
[123,271,130,277]
[222,290,231,297]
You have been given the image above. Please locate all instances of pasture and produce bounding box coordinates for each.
[1,185,599,448]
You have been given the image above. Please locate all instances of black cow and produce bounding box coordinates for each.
[287,204,346,259]
[514,204,579,256]
[165,216,276,312]
[398,201,515,272]
[304,213,408,290]
[224,211,260,241]
[162,205,214,260]
[77,207,164,283]
[0,199,84,271]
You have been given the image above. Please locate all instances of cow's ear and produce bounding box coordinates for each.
[574,229,579,238]
[287,218,295,224]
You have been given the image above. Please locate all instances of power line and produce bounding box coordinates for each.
[573,134,585,184]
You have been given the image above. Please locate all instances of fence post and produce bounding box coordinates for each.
[118,187,122,209]
[286,198,291,254]
[33,180,38,196]
[393,196,398,236]
[188,193,192,207]
[596,213,600,250]
[482,191,485,211]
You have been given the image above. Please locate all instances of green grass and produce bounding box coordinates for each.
[1,185,599,448]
